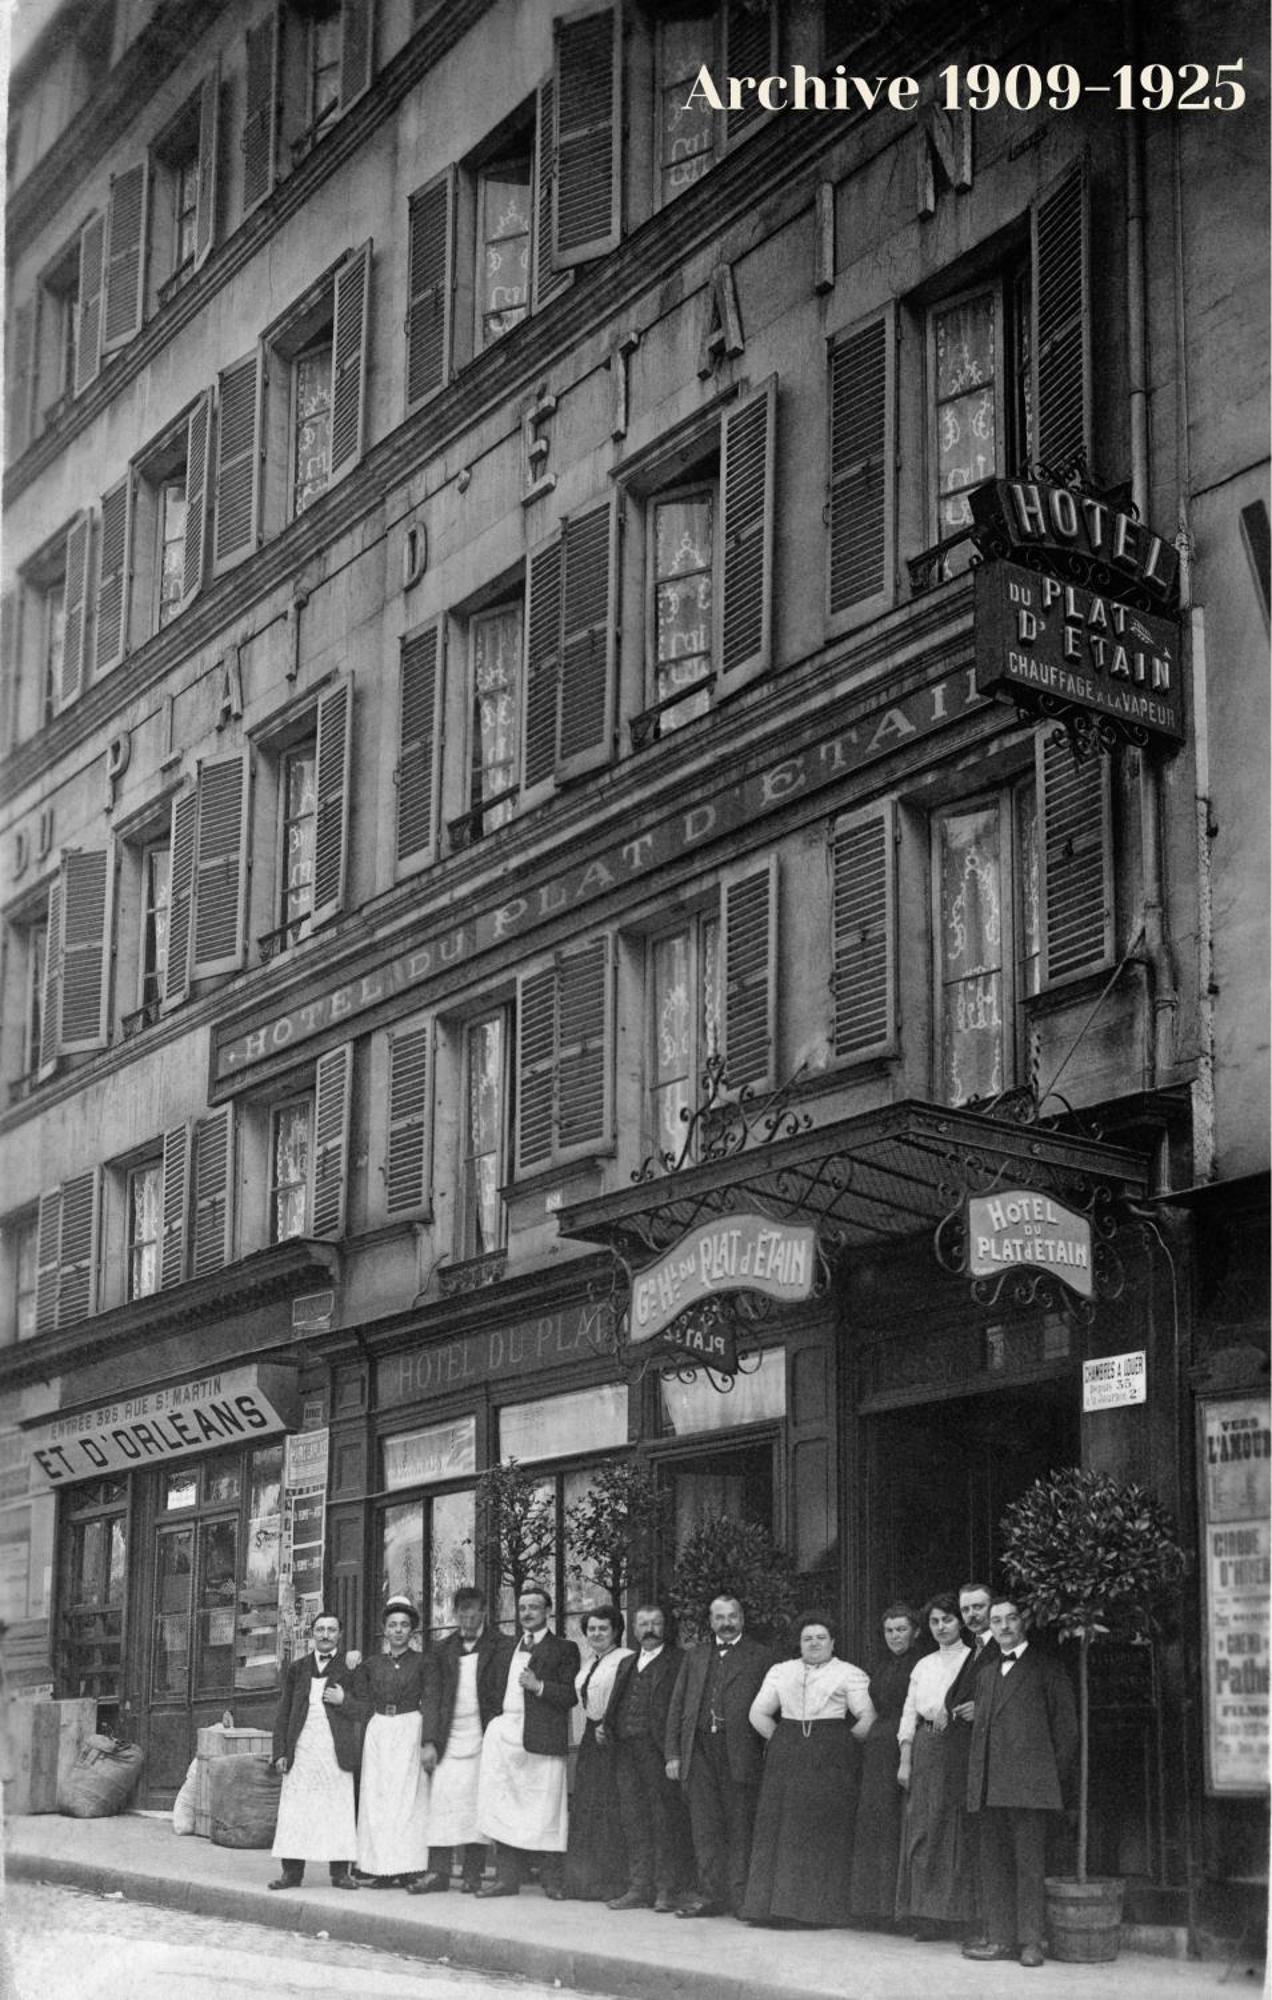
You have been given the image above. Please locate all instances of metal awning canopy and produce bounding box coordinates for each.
[556,1099,1149,1267]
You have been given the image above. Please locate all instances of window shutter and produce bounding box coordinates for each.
[242,9,280,216]
[60,512,93,708]
[7,300,34,457]
[723,2,776,146]
[181,388,214,609]
[719,375,776,688]
[330,241,371,481]
[828,312,894,620]
[723,857,777,1092]
[555,937,612,1159]
[213,350,262,573]
[75,214,106,394]
[160,1123,191,1289]
[35,1190,61,1334]
[312,678,352,924]
[831,800,896,1060]
[1032,160,1090,477]
[38,876,62,1077]
[313,1044,352,1238]
[339,0,374,108]
[0,593,15,751]
[522,535,562,799]
[103,160,148,353]
[532,76,571,311]
[515,964,557,1175]
[165,788,197,1007]
[1037,731,1113,985]
[557,501,615,780]
[191,1106,234,1276]
[194,66,220,270]
[56,1169,99,1324]
[57,850,111,1053]
[396,619,441,868]
[192,753,249,976]
[386,1022,431,1213]
[94,476,132,675]
[405,170,454,410]
[552,7,620,267]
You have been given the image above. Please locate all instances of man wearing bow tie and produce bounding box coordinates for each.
[269,1610,362,1890]
[475,1584,579,1897]
[965,1597,1078,1969]
[664,1595,771,1918]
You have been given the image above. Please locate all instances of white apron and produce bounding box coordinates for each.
[272,1671,357,1862]
[477,1642,568,1852]
[428,1649,484,1846]
[356,1709,431,1876]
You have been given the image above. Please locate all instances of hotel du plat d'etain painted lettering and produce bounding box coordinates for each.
[214,665,984,1078]
[628,1214,819,1375]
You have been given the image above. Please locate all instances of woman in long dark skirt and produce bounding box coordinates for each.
[561,1605,632,1899]
[848,1601,922,1927]
[894,1592,975,1940]
[740,1610,875,1927]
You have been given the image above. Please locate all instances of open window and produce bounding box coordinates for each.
[653,3,778,209]
[255,679,352,960]
[259,1046,352,1242]
[262,244,372,529]
[130,394,214,640]
[150,72,219,306]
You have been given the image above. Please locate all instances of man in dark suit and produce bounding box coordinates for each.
[945,1580,1001,1944]
[476,1583,579,1897]
[602,1603,690,1912]
[269,1610,361,1889]
[414,1585,515,1893]
[965,1595,1079,1968]
[664,1594,770,1918]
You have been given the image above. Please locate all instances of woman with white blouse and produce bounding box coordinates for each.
[561,1605,633,1900]
[740,1611,876,1926]
[894,1591,975,1939]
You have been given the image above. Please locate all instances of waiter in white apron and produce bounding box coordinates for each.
[475,1583,579,1897]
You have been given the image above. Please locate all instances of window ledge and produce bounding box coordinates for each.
[629,675,716,749]
[906,528,980,595]
[437,1250,508,1297]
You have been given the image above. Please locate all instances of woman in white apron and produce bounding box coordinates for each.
[346,1596,432,1886]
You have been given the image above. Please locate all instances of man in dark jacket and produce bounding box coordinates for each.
[965,1596,1079,1969]
[415,1586,515,1893]
[269,1610,361,1889]
[602,1604,691,1912]
[945,1580,1001,1945]
[664,1594,770,1918]
[475,1583,579,1897]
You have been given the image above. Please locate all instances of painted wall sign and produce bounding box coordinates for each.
[383,1416,477,1492]
[26,1363,299,1487]
[1082,1349,1147,1412]
[1200,1395,1271,1796]
[374,1300,618,1411]
[975,562,1183,746]
[970,478,1180,610]
[630,1214,818,1346]
[966,1190,1093,1299]
[215,665,987,1077]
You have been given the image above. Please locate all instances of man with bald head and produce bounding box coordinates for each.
[665,1595,770,1918]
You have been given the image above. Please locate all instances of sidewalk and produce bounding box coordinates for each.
[3,1812,1238,2000]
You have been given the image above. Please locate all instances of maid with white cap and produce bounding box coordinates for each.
[342,1595,435,1887]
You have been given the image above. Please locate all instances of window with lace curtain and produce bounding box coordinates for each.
[933,777,1040,1107]
[649,913,721,1167]
[469,604,521,831]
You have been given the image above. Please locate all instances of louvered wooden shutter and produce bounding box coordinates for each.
[57,1169,99,1324]
[75,214,106,394]
[182,389,214,608]
[34,1190,62,1334]
[213,350,262,572]
[723,858,777,1091]
[312,1044,352,1237]
[1037,731,1113,985]
[724,2,776,146]
[0,593,15,749]
[103,161,148,353]
[556,937,611,1159]
[405,170,454,410]
[515,964,557,1175]
[523,536,562,798]
[532,77,571,311]
[160,1124,191,1288]
[828,312,893,619]
[396,620,441,868]
[312,679,352,924]
[831,800,896,1059]
[330,241,370,481]
[719,375,776,688]
[57,850,110,1053]
[386,1023,431,1213]
[194,67,220,269]
[242,10,280,216]
[165,788,197,1007]
[38,876,62,1077]
[61,512,93,708]
[191,1106,234,1275]
[552,7,620,267]
[94,477,132,675]
[192,754,249,976]
[339,0,374,108]
[557,502,615,780]
[1032,160,1090,477]
[7,300,34,457]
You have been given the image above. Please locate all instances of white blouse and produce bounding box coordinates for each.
[576,1645,633,1722]
[897,1643,971,1744]
[748,1656,875,1738]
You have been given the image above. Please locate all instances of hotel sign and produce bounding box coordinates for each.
[25,1363,299,1487]
[966,1191,1092,1300]
[970,478,1180,610]
[630,1214,818,1347]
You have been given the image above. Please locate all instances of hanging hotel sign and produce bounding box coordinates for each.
[966,1191,1093,1300]
[629,1213,818,1371]
[969,479,1180,611]
[25,1363,299,1487]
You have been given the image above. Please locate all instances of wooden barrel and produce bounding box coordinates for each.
[1045,1876,1125,1962]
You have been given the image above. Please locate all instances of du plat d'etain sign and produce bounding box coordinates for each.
[630,1213,818,1370]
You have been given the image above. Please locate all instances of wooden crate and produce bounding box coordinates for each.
[4,1698,98,1815]
[193,1726,273,1838]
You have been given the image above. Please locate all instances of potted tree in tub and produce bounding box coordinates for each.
[998,1466,1185,1962]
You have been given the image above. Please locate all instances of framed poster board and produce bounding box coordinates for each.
[1199,1394,1270,1795]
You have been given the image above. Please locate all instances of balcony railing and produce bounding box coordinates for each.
[257,917,310,964]
[906,526,980,596]
[447,784,519,853]
[628,674,716,750]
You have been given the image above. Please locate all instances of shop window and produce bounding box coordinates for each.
[658,1347,786,1435]
[126,1158,164,1300]
[256,680,351,960]
[460,1009,511,1257]
[149,1445,283,1702]
[378,1416,477,1634]
[654,4,778,208]
[500,1384,627,1465]
[933,775,1040,1107]
[515,938,613,1177]
[57,1478,127,1704]
[263,1046,352,1242]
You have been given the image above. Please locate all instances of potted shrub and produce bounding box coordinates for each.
[668,1513,799,1644]
[998,1466,1185,1962]
[471,1457,557,1608]
[564,1458,671,1608]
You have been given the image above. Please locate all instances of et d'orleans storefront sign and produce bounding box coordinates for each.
[26,1363,299,1487]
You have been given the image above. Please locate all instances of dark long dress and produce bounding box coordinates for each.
[562,1718,628,1899]
[741,1718,862,1925]
[848,1647,917,1921]
[894,1651,976,1925]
